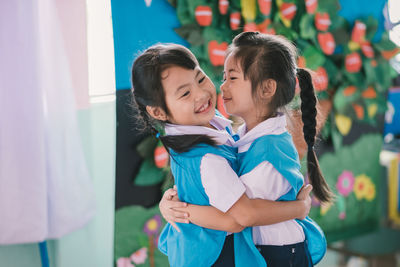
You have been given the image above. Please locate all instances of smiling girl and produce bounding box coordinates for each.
[160,32,332,267]
[131,43,312,267]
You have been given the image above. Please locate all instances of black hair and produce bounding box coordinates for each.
[131,44,216,153]
[229,32,333,203]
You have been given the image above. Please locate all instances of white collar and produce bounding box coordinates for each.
[234,113,287,148]
[164,114,235,146]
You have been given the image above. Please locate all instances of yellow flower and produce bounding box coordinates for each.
[241,0,256,21]
[348,41,360,51]
[353,174,371,200]
[147,219,158,231]
[368,104,378,118]
[320,201,332,216]
[365,181,376,201]
[335,114,352,136]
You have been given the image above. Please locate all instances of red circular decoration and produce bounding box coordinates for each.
[195,6,212,26]
[219,0,229,15]
[258,0,272,16]
[244,22,258,32]
[313,66,328,91]
[154,146,168,168]
[315,12,331,31]
[306,0,318,14]
[345,52,362,73]
[361,42,374,58]
[280,2,297,21]
[317,32,335,55]
[230,12,241,30]
[351,21,366,43]
[208,41,228,66]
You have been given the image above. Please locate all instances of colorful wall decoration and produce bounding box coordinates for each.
[168,0,398,242]
[169,0,398,148]
[115,206,169,267]
[111,0,399,265]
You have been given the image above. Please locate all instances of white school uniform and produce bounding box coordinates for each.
[165,115,246,213]
[234,114,305,246]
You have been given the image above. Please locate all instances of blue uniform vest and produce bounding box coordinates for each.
[237,132,327,265]
[158,144,266,267]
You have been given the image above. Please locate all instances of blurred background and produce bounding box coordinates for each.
[1,0,400,266]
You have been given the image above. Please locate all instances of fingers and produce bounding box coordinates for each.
[171,209,189,219]
[161,185,190,230]
[168,201,187,209]
[171,194,181,202]
[172,218,190,224]
[170,221,181,232]
[169,218,190,233]
[297,184,313,200]
[163,188,177,200]
[303,184,313,194]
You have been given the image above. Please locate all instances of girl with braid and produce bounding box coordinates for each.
[131,43,313,267]
[160,32,332,267]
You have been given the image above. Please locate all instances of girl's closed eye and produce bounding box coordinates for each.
[181,91,190,98]
[198,76,205,83]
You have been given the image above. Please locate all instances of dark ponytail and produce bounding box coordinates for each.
[131,44,216,153]
[297,68,333,203]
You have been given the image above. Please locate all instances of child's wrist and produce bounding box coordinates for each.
[295,200,306,219]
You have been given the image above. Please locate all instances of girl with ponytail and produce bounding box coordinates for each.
[161,32,332,267]
[132,43,312,267]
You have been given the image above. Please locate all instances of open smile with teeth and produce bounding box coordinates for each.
[196,99,212,113]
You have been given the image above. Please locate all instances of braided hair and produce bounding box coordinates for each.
[297,69,332,203]
[230,32,333,203]
[131,44,216,153]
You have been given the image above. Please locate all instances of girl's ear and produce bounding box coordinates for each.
[146,106,168,121]
[260,79,277,100]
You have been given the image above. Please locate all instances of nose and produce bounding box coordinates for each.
[219,81,226,92]
[220,80,227,94]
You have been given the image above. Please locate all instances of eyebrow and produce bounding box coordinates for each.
[223,68,240,75]
[175,70,202,95]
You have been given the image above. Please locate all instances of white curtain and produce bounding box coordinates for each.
[0,0,96,244]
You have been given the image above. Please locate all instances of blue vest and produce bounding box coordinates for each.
[158,144,266,267]
[237,132,327,265]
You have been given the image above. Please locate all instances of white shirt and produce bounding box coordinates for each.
[234,114,305,246]
[165,115,246,213]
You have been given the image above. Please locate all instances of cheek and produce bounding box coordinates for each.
[207,81,216,93]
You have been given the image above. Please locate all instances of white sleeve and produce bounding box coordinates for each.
[239,161,292,200]
[200,153,246,212]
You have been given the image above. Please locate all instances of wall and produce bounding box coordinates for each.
[0,0,116,266]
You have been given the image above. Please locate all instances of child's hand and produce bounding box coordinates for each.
[296,184,313,220]
[159,186,189,232]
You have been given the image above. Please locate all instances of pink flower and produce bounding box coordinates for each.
[130,247,148,265]
[336,170,355,196]
[339,211,346,220]
[117,257,135,267]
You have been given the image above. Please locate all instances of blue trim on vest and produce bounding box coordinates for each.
[158,144,266,267]
[214,109,224,118]
[238,133,327,265]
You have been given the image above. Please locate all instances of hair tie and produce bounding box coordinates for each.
[156,132,160,139]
